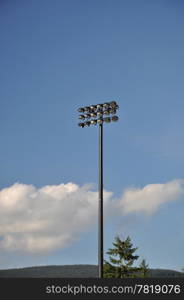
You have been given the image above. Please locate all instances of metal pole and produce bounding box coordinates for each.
[98,123,103,278]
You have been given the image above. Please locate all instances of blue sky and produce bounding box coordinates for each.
[0,0,184,272]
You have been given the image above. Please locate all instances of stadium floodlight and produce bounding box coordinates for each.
[97,118,103,124]
[90,119,97,125]
[90,105,97,111]
[78,107,85,113]
[109,101,117,107]
[97,111,103,117]
[111,115,119,122]
[97,104,103,111]
[103,109,111,115]
[103,103,109,108]
[90,112,97,118]
[78,115,85,120]
[84,106,91,112]
[109,109,117,114]
[77,101,119,279]
[103,117,111,123]
[97,103,103,108]
[78,122,85,128]
[84,121,91,126]
[84,113,91,119]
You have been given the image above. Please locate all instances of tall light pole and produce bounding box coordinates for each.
[77,101,119,278]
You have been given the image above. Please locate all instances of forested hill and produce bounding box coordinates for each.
[0,265,182,278]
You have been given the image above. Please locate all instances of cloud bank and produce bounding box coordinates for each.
[0,179,183,253]
[0,182,112,253]
[118,179,184,215]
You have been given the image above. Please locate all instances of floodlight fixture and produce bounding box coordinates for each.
[111,115,119,122]
[85,113,91,119]
[97,111,103,117]
[90,105,97,111]
[97,104,104,111]
[109,108,117,114]
[78,122,85,128]
[97,118,103,124]
[90,112,97,118]
[109,101,117,107]
[103,103,109,108]
[78,107,85,113]
[78,115,85,120]
[97,103,103,108]
[103,117,111,123]
[84,106,91,112]
[90,119,97,125]
[103,109,111,115]
[84,121,91,126]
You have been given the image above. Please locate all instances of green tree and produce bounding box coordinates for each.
[104,236,141,278]
[181,267,184,277]
[139,259,149,277]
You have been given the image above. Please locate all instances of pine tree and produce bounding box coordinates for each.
[104,236,141,278]
[139,259,149,277]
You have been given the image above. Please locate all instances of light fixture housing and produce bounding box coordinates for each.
[97,104,103,110]
[109,101,117,107]
[109,109,117,114]
[78,115,85,120]
[90,119,97,125]
[97,111,103,117]
[78,122,85,127]
[84,113,91,119]
[78,107,85,113]
[85,121,91,126]
[90,112,97,118]
[103,103,109,108]
[103,109,111,115]
[111,115,119,122]
[84,106,91,112]
[103,117,111,123]
[90,105,97,111]
[97,118,103,124]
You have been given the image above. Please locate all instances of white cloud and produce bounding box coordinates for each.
[118,179,184,215]
[0,182,113,253]
[0,179,183,254]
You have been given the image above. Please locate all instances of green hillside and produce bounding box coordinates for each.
[0,265,182,278]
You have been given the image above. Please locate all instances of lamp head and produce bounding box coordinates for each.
[103,109,111,115]
[77,107,85,113]
[103,117,111,123]
[97,111,103,117]
[90,119,97,125]
[78,115,85,120]
[78,122,85,128]
[84,106,91,112]
[90,112,97,117]
[90,105,97,111]
[97,118,103,124]
[111,115,119,122]
[85,113,91,119]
